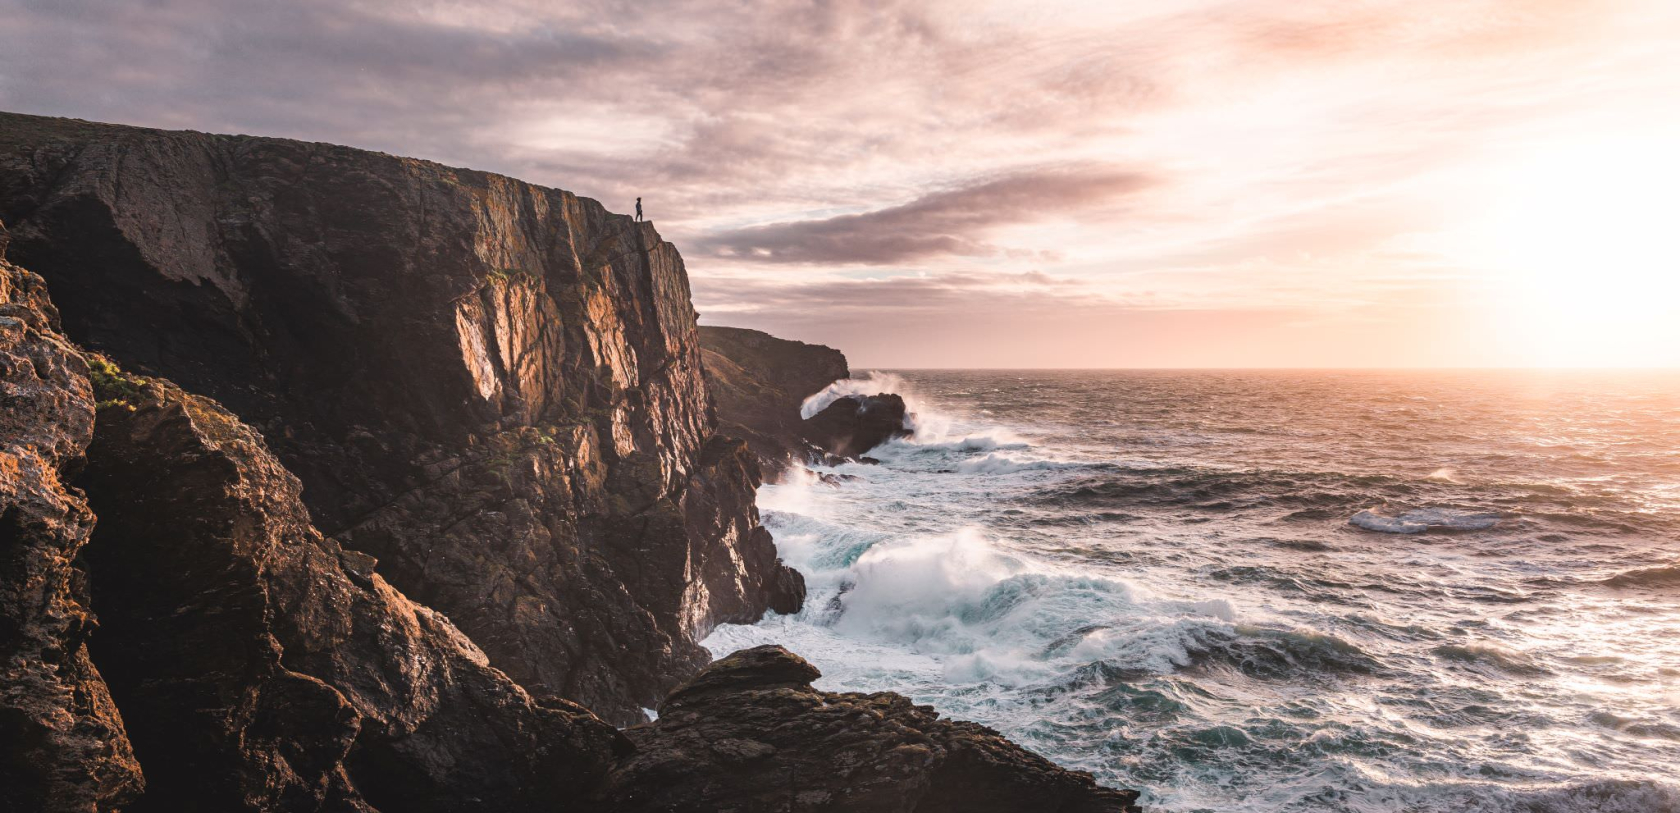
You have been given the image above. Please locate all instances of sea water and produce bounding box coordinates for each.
[703,370,1680,813]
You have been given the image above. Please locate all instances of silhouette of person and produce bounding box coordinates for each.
[635,197,643,222]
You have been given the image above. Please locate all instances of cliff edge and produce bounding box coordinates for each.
[0,110,801,723]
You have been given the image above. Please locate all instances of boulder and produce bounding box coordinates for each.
[802,394,911,460]
[597,645,1141,813]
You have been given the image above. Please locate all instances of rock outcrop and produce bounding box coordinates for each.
[698,326,850,477]
[0,240,144,812]
[0,111,800,723]
[700,326,912,472]
[598,646,1140,813]
[76,364,624,812]
[802,394,912,460]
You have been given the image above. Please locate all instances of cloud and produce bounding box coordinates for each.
[698,168,1154,264]
[2,0,1677,365]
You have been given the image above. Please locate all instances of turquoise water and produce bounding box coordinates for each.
[706,370,1680,812]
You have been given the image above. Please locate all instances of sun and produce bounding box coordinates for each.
[1469,134,1680,366]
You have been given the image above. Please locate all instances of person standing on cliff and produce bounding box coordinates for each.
[635,197,643,222]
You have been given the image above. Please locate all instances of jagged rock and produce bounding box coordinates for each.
[698,326,850,478]
[0,232,144,812]
[0,111,799,723]
[596,645,1141,813]
[77,367,624,812]
[802,394,911,460]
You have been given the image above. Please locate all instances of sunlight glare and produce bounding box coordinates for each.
[1476,135,1680,366]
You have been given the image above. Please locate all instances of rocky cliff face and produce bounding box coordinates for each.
[697,326,850,476]
[700,326,913,472]
[0,112,800,723]
[0,241,143,812]
[79,365,624,812]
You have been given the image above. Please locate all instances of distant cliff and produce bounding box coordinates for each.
[700,325,909,475]
[698,326,848,475]
[0,111,1137,812]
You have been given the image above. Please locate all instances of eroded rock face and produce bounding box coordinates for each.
[597,646,1141,813]
[78,368,624,812]
[0,236,143,812]
[0,111,799,723]
[802,394,911,460]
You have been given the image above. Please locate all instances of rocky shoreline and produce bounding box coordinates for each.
[0,111,1138,812]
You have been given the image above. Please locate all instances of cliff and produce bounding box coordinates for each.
[0,238,143,811]
[698,325,910,475]
[0,112,1137,812]
[80,364,625,812]
[697,326,849,475]
[0,111,800,724]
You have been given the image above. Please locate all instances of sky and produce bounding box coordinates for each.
[3,0,1679,368]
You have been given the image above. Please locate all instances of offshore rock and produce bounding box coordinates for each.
[698,326,849,478]
[802,394,911,460]
[78,367,623,812]
[0,111,800,723]
[0,231,143,811]
[597,645,1141,813]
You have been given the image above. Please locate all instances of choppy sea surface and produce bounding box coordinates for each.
[704,370,1680,813]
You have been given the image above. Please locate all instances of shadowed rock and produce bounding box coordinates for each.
[79,367,624,812]
[597,645,1141,813]
[0,229,144,812]
[802,394,911,460]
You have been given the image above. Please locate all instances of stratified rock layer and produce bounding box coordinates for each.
[598,646,1141,813]
[0,111,800,723]
[79,367,624,812]
[0,234,144,812]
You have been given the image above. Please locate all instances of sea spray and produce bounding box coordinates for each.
[706,369,1680,812]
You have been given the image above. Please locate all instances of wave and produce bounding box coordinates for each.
[1432,643,1551,676]
[1599,563,1680,588]
[1351,507,1501,534]
[800,371,912,419]
[952,453,1081,475]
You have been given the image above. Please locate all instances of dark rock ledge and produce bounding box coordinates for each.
[599,645,1141,813]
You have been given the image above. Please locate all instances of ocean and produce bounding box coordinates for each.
[703,369,1680,813]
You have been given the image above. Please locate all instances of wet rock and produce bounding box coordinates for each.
[597,645,1141,813]
[802,394,911,460]
[0,233,144,812]
[0,111,800,723]
[78,369,624,812]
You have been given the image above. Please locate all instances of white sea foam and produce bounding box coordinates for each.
[800,371,912,419]
[1350,507,1500,534]
[953,453,1075,475]
[707,370,1680,812]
